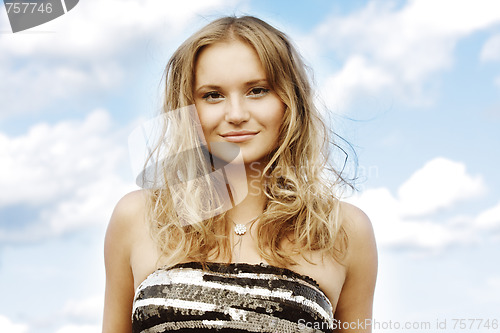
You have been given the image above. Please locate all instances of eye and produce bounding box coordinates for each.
[248,87,270,98]
[202,91,224,102]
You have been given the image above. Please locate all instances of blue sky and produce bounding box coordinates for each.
[1,0,500,332]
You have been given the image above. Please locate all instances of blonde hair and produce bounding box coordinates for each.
[145,16,350,268]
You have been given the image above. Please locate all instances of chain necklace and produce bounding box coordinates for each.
[228,213,263,262]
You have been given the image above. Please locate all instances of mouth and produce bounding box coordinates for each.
[220,130,259,143]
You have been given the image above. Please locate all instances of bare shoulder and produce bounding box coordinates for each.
[105,191,144,245]
[334,201,377,332]
[102,190,149,333]
[110,190,149,226]
[339,201,373,237]
[339,201,377,264]
[105,189,150,265]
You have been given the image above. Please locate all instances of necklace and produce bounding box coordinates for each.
[233,220,252,235]
[230,214,262,235]
[228,213,263,262]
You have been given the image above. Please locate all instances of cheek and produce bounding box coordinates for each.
[268,101,286,134]
[195,105,217,135]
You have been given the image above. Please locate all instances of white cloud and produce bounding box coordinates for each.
[347,157,487,251]
[0,62,124,116]
[313,0,500,109]
[0,110,136,243]
[480,34,500,62]
[1,0,234,59]
[398,158,485,217]
[0,315,29,333]
[0,109,124,207]
[320,55,395,110]
[347,187,476,251]
[62,295,103,324]
[42,174,133,236]
[0,0,240,116]
[475,200,500,231]
[479,32,500,100]
[36,295,104,333]
[55,324,101,333]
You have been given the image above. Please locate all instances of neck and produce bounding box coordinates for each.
[225,161,268,223]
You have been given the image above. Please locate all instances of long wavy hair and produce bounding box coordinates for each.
[144,15,351,268]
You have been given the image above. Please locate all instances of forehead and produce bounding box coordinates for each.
[194,40,267,87]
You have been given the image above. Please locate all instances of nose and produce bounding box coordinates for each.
[224,96,250,124]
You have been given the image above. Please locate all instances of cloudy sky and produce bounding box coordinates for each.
[1,0,500,332]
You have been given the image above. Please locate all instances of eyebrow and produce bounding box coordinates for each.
[195,79,269,94]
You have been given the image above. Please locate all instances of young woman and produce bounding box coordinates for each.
[103,16,377,333]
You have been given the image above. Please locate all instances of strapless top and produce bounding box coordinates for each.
[132,262,334,332]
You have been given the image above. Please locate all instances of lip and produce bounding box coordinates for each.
[220,130,259,143]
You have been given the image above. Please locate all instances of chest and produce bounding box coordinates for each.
[130,227,346,313]
[132,262,337,333]
[284,252,346,314]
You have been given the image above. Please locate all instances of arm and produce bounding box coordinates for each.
[334,202,378,333]
[102,191,143,333]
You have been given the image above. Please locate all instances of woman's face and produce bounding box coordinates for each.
[194,39,285,165]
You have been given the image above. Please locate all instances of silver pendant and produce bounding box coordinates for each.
[234,224,247,235]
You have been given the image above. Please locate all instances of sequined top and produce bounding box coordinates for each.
[132,262,334,332]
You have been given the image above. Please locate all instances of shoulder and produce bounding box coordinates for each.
[105,190,149,258]
[103,190,149,332]
[339,201,374,242]
[110,190,149,231]
[111,189,149,221]
[339,201,372,231]
[338,201,377,269]
[333,201,377,328]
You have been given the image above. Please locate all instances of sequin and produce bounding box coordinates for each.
[132,262,334,332]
